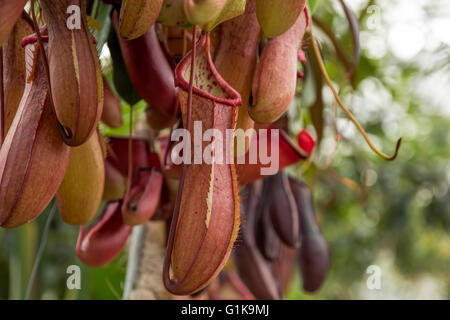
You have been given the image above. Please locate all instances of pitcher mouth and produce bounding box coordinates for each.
[174,33,242,107]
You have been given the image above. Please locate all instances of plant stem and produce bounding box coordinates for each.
[123,224,145,299]
[309,29,402,161]
[124,222,170,299]
[125,102,134,205]
[24,201,57,300]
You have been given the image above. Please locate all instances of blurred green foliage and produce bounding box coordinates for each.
[287,0,449,299]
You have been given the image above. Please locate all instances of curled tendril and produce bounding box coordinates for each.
[309,29,402,161]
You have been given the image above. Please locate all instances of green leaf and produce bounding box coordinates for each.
[308,0,320,14]
[101,100,147,137]
[107,29,142,106]
[92,1,112,52]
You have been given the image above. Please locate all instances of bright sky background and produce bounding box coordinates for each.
[347,0,450,56]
